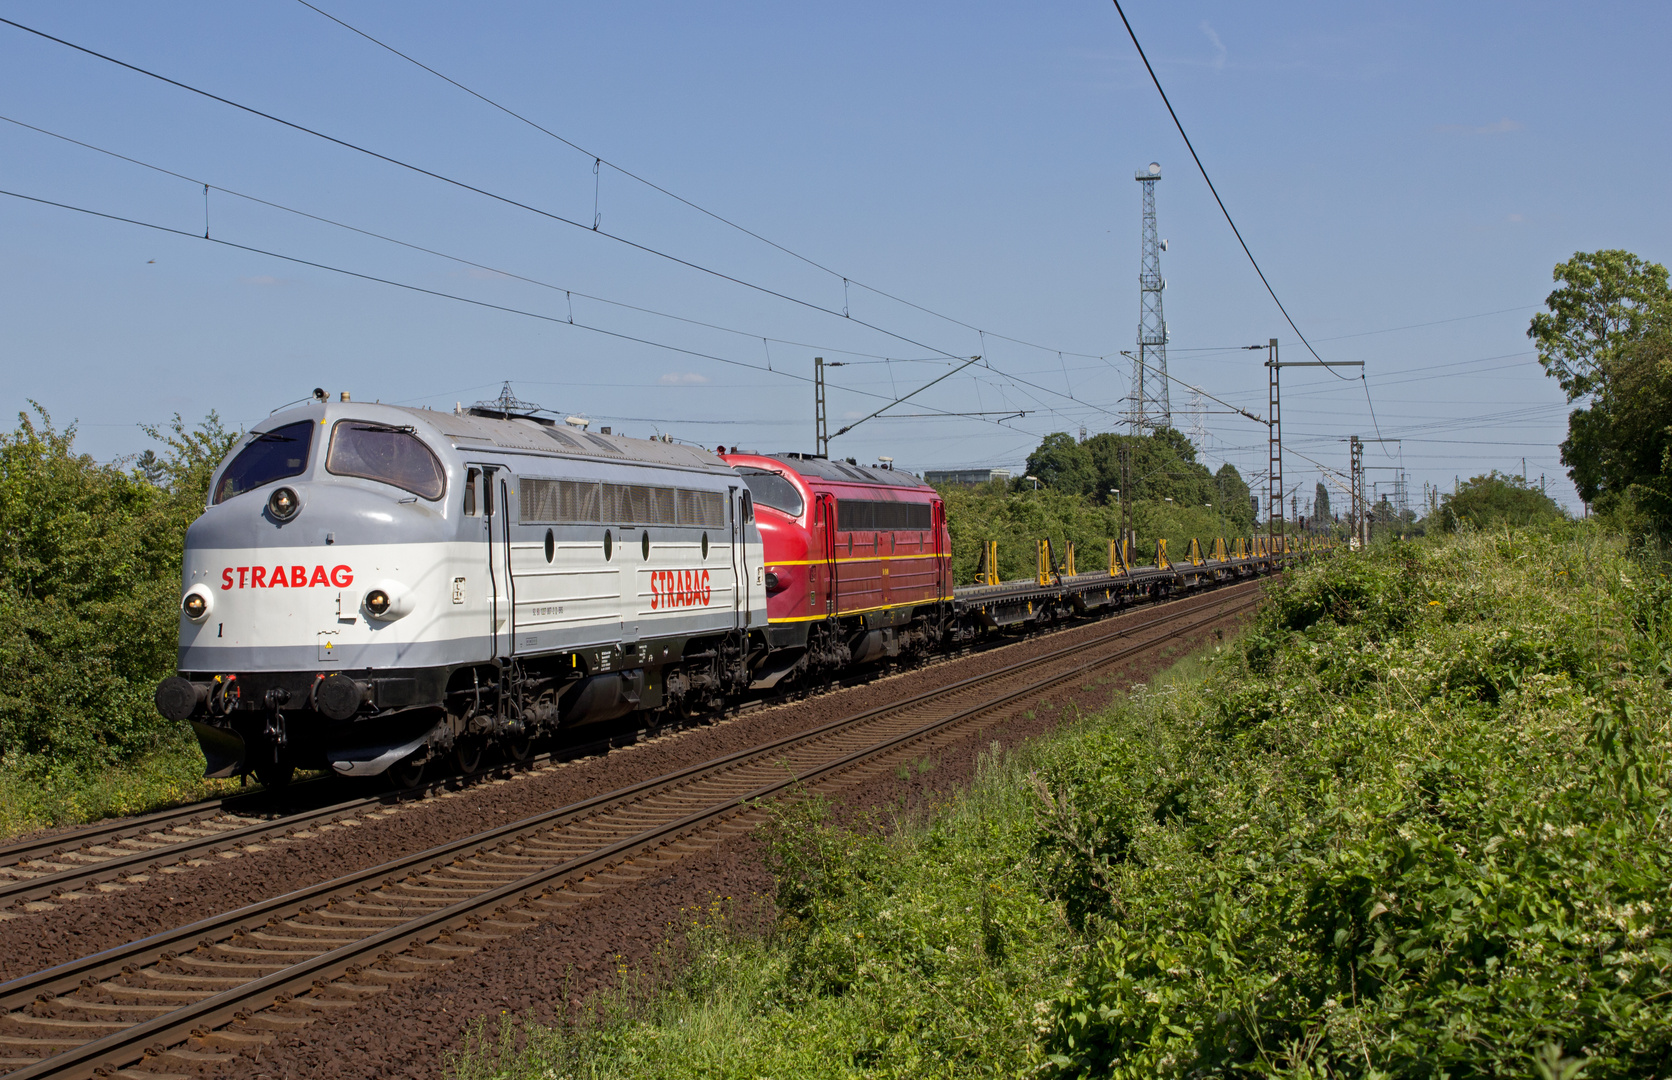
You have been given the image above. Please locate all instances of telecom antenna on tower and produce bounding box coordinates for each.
[1130,162,1171,433]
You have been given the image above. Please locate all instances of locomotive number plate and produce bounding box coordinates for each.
[452,577,466,604]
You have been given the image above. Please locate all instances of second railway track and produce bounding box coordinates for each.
[0,582,1263,1079]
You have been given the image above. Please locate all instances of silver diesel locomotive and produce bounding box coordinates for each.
[155,393,768,786]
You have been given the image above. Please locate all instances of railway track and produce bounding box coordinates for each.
[0,720,717,917]
[0,575,1259,917]
[0,582,1261,1079]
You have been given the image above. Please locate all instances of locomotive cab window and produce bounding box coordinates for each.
[325,421,446,501]
[738,470,803,518]
[213,420,315,505]
[463,468,480,515]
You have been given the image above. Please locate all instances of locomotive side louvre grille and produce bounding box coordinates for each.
[836,499,932,532]
[521,478,726,527]
[677,488,727,528]
[519,478,603,524]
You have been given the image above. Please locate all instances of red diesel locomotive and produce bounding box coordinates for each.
[720,452,951,686]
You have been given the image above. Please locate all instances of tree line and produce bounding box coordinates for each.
[1021,427,1257,532]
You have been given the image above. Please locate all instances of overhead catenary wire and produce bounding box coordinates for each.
[0,185,1054,438]
[0,17,1035,392]
[293,0,1146,369]
[0,16,1136,434]
[1106,0,1396,460]
[0,112,964,370]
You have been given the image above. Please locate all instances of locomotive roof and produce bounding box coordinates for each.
[262,402,730,474]
[762,453,928,490]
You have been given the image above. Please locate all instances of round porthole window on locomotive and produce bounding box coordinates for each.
[641,530,651,561]
[701,532,709,558]
[603,529,613,560]
[544,528,555,563]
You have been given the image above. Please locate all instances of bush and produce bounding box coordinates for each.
[1034,526,1672,1077]
[0,406,235,829]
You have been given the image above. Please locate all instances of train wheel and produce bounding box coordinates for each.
[387,754,427,790]
[453,738,484,776]
[504,732,535,764]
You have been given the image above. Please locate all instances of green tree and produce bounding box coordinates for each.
[1437,472,1565,532]
[1214,463,1254,532]
[0,406,235,773]
[1530,250,1672,531]
[1314,481,1332,523]
[1024,432,1095,494]
[1081,428,1217,507]
[1530,250,1670,399]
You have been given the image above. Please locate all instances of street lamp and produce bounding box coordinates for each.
[1025,475,1040,491]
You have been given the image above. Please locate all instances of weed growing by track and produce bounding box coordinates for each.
[452,526,1672,1078]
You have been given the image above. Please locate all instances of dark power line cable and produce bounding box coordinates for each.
[0,17,980,376]
[0,15,1125,428]
[0,185,1054,436]
[0,112,948,367]
[294,0,1122,366]
[1106,0,1340,378]
[1106,0,1393,453]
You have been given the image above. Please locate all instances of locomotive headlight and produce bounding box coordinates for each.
[363,581,413,622]
[267,486,300,521]
[181,583,213,622]
[764,568,786,593]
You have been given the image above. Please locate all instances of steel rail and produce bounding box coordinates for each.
[0,557,1278,907]
[0,587,1262,1078]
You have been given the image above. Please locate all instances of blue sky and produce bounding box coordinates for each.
[4,1,1668,515]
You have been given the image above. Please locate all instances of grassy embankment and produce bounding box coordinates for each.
[454,526,1672,1078]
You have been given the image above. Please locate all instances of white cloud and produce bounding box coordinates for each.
[1436,117,1523,135]
[1199,22,1227,70]
[658,372,711,385]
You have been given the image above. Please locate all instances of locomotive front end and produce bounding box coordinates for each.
[155,400,473,785]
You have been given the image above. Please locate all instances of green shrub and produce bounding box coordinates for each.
[0,406,235,833]
[1034,528,1672,1077]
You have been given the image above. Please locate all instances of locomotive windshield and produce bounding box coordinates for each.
[738,469,803,518]
[212,420,315,505]
[326,421,446,500]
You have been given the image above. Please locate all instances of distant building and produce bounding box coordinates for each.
[924,468,1013,487]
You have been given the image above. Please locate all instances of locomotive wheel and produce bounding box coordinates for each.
[453,737,484,775]
[387,754,427,790]
[504,731,535,763]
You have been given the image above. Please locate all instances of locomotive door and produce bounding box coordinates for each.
[932,499,948,599]
[728,486,744,630]
[469,464,513,660]
[817,492,838,615]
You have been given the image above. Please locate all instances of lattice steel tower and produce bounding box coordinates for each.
[1131,161,1170,432]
